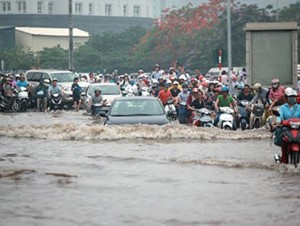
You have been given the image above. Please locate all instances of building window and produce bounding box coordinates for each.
[37,1,42,13]
[105,4,112,16]
[48,2,53,14]
[123,5,128,16]
[88,3,93,15]
[133,5,140,17]
[2,2,11,13]
[17,1,26,13]
[75,3,82,15]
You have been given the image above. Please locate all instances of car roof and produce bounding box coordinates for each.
[113,96,158,101]
[25,69,73,73]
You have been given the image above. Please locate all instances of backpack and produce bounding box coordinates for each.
[274,127,284,147]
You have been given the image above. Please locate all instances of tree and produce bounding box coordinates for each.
[38,46,68,69]
[0,47,33,71]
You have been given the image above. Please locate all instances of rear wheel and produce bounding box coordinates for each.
[241,120,247,130]
[11,99,21,112]
[224,125,231,130]
[289,152,300,168]
[253,119,260,129]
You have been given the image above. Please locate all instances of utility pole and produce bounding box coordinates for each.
[276,0,279,21]
[227,0,232,93]
[68,0,73,71]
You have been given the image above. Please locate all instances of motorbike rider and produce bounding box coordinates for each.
[276,88,300,164]
[268,78,285,105]
[158,83,173,106]
[16,75,29,88]
[170,81,181,98]
[89,88,105,115]
[249,83,269,106]
[2,78,14,108]
[48,78,62,97]
[35,79,48,111]
[151,64,163,80]
[125,79,138,95]
[237,84,253,101]
[188,90,206,111]
[214,86,236,127]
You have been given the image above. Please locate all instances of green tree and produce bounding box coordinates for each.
[0,47,33,71]
[38,46,68,69]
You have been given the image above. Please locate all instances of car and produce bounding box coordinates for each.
[205,67,244,80]
[83,83,122,112]
[103,96,170,125]
[25,69,89,107]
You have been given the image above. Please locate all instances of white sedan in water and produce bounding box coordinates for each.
[83,83,122,112]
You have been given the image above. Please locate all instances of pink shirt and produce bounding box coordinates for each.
[269,86,285,101]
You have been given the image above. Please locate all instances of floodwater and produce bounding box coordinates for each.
[0,112,300,226]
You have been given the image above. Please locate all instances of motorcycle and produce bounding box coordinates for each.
[92,100,108,118]
[250,103,264,129]
[50,93,62,111]
[238,100,250,130]
[218,107,235,130]
[36,90,47,112]
[193,108,213,127]
[165,99,177,121]
[178,101,187,124]
[0,91,21,112]
[140,87,150,96]
[276,118,300,167]
[18,87,30,112]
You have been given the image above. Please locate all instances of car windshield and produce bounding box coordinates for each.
[110,99,164,116]
[50,72,77,82]
[88,85,120,95]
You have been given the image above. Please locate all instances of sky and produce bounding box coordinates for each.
[165,0,299,9]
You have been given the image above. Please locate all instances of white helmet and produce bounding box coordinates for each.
[179,74,187,81]
[285,87,297,97]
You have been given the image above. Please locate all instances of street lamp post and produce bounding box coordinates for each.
[69,0,74,71]
[227,0,232,93]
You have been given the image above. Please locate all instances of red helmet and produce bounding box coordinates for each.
[169,76,175,81]
[198,75,204,80]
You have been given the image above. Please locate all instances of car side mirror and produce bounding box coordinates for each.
[44,79,50,84]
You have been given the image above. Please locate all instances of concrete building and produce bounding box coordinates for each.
[15,27,89,52]
[0,0,154,18]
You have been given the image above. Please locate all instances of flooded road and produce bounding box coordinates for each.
[0,112,300,226]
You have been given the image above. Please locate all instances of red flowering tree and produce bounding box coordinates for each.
[134,0,224,71]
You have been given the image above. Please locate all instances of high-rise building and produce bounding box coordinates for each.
[0,0,154,18]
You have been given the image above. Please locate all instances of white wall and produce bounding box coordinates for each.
[15,31,88,52]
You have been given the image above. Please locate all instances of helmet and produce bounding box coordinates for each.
[173,81,179,85]
[285,87,297,97]
[221,86,229,92]
[182,83,188,88]
[231,74,237,81]
[52,78,58,82]
[191,77,197,82]
[94,88,101,93]
[192,88,198,93]
[129,80,135,85]
[179,75,187,80]
[253,83,262,91]
[154,64,160,68]
[164,83,170,88]
[198,75,204,80]
[166,79,172,84]
[238,84,244,89]
[169,76,175,81]
[271,78,280,84]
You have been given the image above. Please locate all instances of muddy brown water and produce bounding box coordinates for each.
[0,112,299,226]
